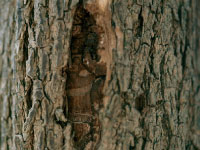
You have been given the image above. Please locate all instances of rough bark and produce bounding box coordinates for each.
[0,0,200,150]
[0,0,16,149]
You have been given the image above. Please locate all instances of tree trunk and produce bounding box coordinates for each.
[0,0,200,150]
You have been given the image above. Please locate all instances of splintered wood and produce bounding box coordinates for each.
[66,2,106,150]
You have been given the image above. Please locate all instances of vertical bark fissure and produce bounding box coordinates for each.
[67,2,107,149]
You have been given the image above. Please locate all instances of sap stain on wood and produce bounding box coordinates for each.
[66,2,106,149]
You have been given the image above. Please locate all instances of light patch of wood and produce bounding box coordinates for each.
[98,49,108,64]
[103,96,110,108]
[115,26,124,56]
[67,84,92,96]
[98,0,110,12]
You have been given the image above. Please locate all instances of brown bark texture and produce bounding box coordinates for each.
[0,0,200,150]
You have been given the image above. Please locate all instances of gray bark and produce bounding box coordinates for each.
[0,0,200,150]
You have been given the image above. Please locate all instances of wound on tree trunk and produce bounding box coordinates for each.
[66,2,107,149]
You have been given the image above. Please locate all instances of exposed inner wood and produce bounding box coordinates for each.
[66,2,106,149]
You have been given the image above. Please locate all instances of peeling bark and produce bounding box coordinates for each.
[0,0,200,150]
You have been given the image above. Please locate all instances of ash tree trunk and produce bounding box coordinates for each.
[0,0,200,150]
